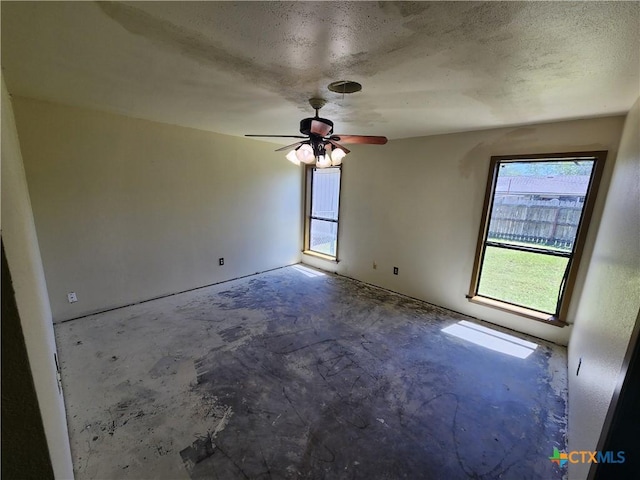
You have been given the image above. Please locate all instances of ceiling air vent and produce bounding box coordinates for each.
[328,81,362,94]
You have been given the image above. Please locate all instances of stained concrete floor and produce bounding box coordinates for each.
[55,265,567,480]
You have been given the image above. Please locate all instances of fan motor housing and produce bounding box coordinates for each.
[300,117,333,136]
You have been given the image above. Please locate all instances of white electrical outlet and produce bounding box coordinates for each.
[67,292,78,303]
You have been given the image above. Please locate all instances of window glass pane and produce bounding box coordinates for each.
[477,246,569,314]
[311,168,340,221]
[489,160,594,252]
[309,219,337,256]
[470,153,606,320]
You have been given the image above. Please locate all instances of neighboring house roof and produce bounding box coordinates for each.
[496,176,590,196]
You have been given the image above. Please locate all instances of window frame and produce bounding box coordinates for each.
[468,151,607,325]
[303,165,342,261]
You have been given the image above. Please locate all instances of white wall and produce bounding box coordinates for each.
[567,99,640,479]
[2,79,74,478]
[304,116,625,345]
[12,97,302,322]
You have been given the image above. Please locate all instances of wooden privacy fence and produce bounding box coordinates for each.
[488,197,584,249]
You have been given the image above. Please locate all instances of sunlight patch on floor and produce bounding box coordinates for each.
[292,265,325,278]
[442,320,538,359]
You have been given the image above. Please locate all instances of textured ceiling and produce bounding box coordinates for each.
[2,1,638,142]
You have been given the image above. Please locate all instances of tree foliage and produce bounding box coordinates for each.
[499,160,593,177]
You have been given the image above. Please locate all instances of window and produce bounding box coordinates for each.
[468,151,606,324]
[304,166,341,259]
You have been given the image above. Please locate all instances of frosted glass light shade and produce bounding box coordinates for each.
[296,144,315,164]
[316,155,331,168]
[330,148,347,166]
[285,149,300,165]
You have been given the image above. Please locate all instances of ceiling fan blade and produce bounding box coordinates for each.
[310,120,332,137]
[330,135,388,145]
[274,141,304,152]
[326,140,350,154]
[245,134,307,139]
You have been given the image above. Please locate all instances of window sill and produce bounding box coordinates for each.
[466,295,567,327]
[302,250,339,263]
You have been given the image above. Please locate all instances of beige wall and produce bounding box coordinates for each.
[12,97,302,322]
[567,99,640,479]
[2,80,74,478]
[304,116,625,345]
[9,87,638,480]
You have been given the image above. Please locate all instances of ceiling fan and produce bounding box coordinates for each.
[245,98,387,168]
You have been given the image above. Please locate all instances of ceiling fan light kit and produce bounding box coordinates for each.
[285,149,300,165]
[295,144,315,164]
[246,95,387,169]
[328,145,346,166]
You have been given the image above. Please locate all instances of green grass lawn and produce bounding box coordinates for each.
[477,246,568,314]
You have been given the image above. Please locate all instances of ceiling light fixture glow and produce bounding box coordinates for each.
[285,149,300,165]
[295,144,315,164]
[316,154,331,168]
[330,148,347,166]
[286,140,348,167]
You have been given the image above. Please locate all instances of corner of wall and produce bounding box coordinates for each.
[1,75,74,478]
[567,98,640,479]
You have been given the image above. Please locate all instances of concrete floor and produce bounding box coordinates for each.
[56,265,567,479]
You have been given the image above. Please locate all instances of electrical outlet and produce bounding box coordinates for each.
[67,292,78,303]
[373,261,377,270]
[393,267,399,275]
[219,258,224,266]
